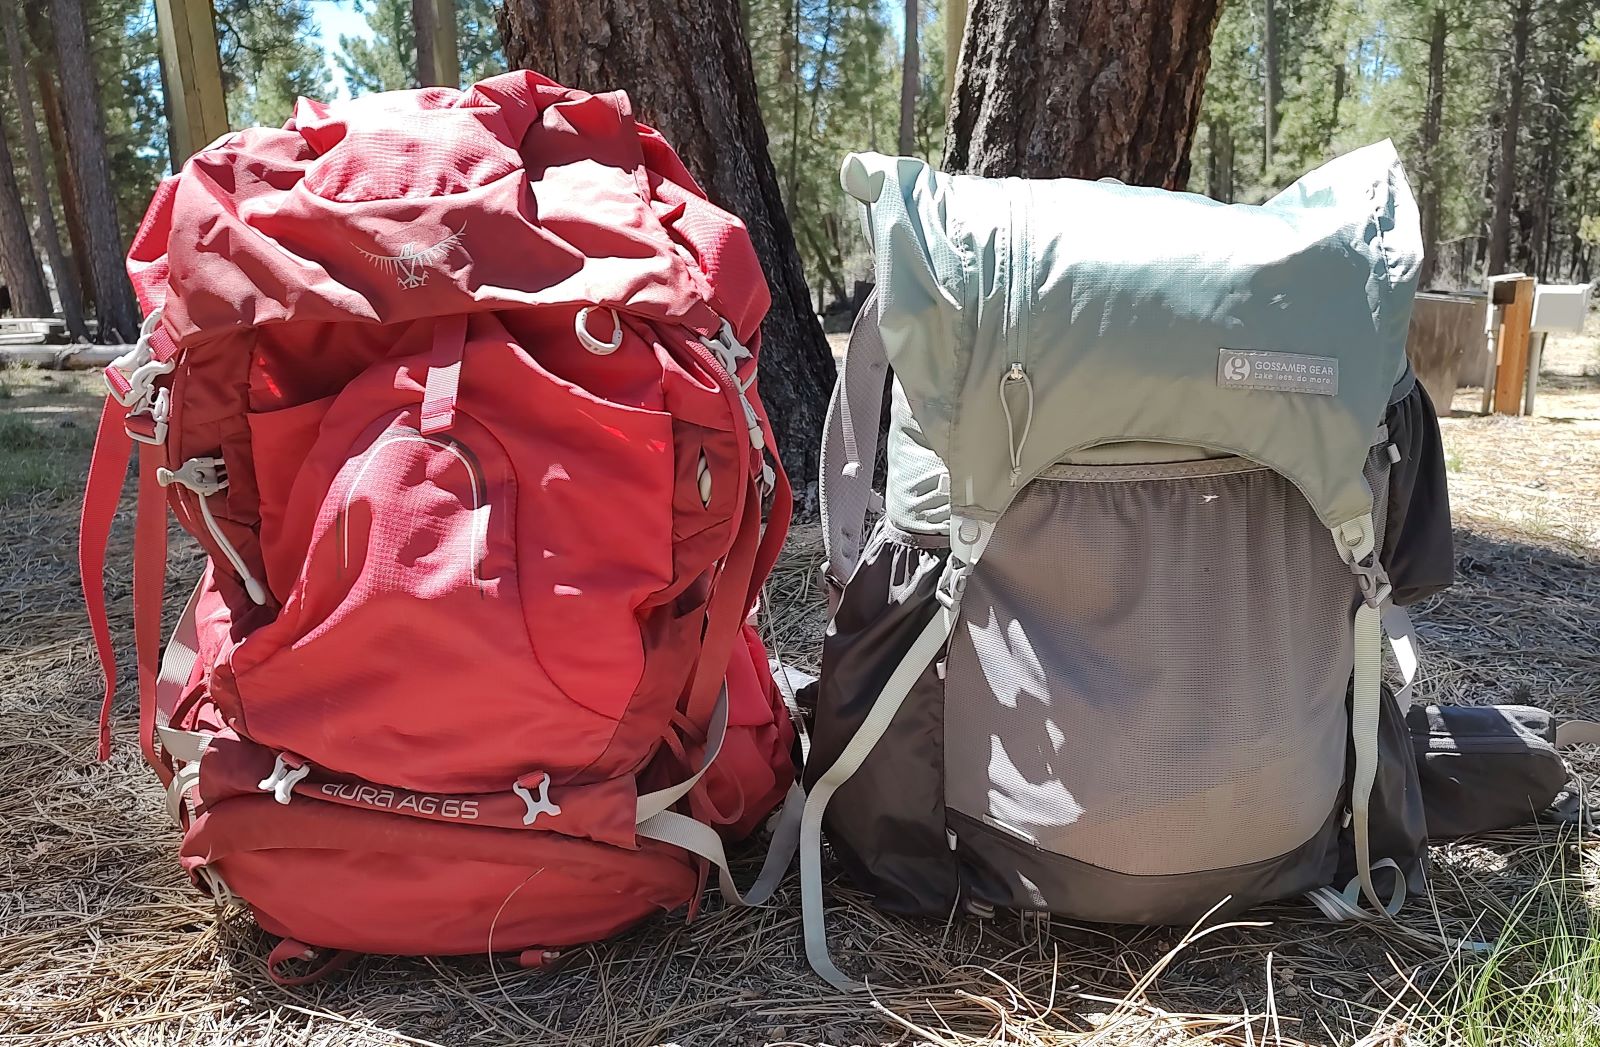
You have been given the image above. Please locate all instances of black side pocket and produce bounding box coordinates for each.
[808,521,957,915]
[1406,704,1571,838]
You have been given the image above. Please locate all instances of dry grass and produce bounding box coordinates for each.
[2,315,1598,1046]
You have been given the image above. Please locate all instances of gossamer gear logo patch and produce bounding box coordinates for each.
[1217,349,1339,396]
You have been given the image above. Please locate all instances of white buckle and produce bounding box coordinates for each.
[106,310,174,408]
[257,753,309,804]
[1331,515,1391,607]
[126,386,170,444]
[701,321,766,452]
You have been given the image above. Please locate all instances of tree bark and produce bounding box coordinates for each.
[2,0,87,337]
[1263,0,1278,170]
[1415,6,1446,289]
[35,63,94,313]
[49,0,138,341]
[943,0,1222,185]
[897,0,919,155]
[0,115,50,316]
[1486,0,1530,278]
[500,0,837,503]
[412,0,438,86]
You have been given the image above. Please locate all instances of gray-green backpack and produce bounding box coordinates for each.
[797,142,1450,990]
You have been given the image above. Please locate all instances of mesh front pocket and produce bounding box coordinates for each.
[944,458,1362,877]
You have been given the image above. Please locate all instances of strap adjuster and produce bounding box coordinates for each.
[105,309,174,408]
[125,387,170,444]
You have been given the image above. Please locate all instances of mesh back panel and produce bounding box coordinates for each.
[945,459,1375,876]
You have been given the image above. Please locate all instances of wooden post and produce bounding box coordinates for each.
[945,0,966,104]
[414,0,459,87]
[1491,275,1535,415]
[432,0,459,88]
[154,0,229,165]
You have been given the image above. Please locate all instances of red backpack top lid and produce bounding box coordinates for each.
[126,71,770,362]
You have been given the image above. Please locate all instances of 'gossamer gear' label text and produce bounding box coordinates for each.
[1217,349,1339,396]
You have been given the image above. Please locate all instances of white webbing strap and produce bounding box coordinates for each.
[1380,603,1420,711]
[635,687,730,823]
[635,782,804,907]
[1306,857,1406,921]
[155,578,205,735]
[155,579,209,826]
[800,598,955,991]
[820,293,889,598]
[1556,721,1600,747]
[1332,512,1390,917]
[1350,598,1386,914]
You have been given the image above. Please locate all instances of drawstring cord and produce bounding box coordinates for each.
[999,363,1034,486]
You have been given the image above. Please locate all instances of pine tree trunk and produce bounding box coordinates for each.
[35,63,94,314]
[1328,61,1345,147]
[2,0,87,338]
[499,0,837,504]
[412,0,438,86]
[1525,0,1583,282]
[897,0,919,155]
[943,0,1221,184]
[1416,6,1446,290]
[1263,0,1279,171]
[49,0,138,341]
[0,118,50,316]
[1486,0,1530,278]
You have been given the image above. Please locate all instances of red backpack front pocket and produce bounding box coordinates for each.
[223,323,678,795]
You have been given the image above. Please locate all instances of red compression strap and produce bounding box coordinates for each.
[684,479,762,731]
[420,314,467,435]
[133,446,172,783]
[266,938,356,987]
[81,399,132,761]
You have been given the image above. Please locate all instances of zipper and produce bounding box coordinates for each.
[998,184,1034,487]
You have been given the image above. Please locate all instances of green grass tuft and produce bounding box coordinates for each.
[1403,840,1600,1047]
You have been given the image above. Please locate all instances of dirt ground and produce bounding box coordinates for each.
[0,314,1596,1046]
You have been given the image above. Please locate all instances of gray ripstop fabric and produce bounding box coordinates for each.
[840,142,1423,532]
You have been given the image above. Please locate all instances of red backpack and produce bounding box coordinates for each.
[79,71,799,983]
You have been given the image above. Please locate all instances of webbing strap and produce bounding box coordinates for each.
[134,448,172,783]
[635,781,804,908]
[159,580,204,716]
[685,487,762,731]
[635,687,730,823]
[1306,857,1406,921]
[1556,721,1600,747]
[819,293,888,597]
[420,314,466,435]
[81,399,133,761]
[1350,597,1385,914]
[1380,603,1420,711]
[800,599,953,991]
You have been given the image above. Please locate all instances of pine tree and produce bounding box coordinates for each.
[499,0,838,498]
[49,0,140,341]
[214,0,332,126]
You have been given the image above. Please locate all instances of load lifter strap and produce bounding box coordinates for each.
[819,291,888,604]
